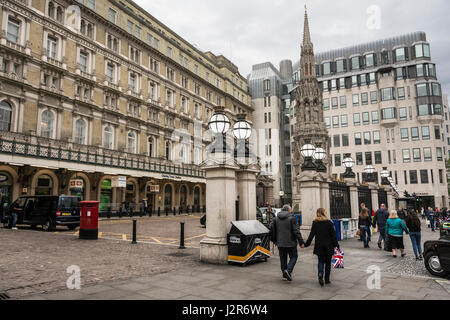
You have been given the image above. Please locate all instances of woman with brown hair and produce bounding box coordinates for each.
[359,208,372,248]
[305,208,340,286]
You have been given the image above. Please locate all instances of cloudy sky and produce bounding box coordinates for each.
[136,0,450,94]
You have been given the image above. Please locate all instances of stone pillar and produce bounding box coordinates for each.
[200,154,239,265]
[236,164,259,221]
[369,183,379,212]
[319,175,331,218]
[296,171,322,227]
[387,188,395,212]
[347,179,360,220]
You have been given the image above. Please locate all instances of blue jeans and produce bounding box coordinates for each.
[12,212,17,228]
[409,232,422,257]
[294,214,301,227]
[318,255,332,282]
[429,216,436,231]
[361,226,370,246]
[278,247,298,274]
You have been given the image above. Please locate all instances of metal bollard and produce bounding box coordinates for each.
[179,221,185,249]
[165,207,168,216]
[173,207,176,216]
[179,206,182,215]
[149,206,153,217]
[132,219,137,244]
[157,207,160,216]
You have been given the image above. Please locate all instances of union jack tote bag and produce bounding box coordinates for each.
[332,248,344,269]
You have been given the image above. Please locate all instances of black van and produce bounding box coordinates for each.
[2,196,80,231]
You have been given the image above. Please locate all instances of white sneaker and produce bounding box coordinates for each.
[12,227,18,230]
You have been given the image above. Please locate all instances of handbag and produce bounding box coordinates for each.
[356,229,361,237]
[384,234,392,252]
[332,248,344,269]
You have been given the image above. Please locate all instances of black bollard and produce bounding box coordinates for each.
[165,207,168,216]
[149,206,153,217]
[173,207,176,216]
[132,219,137,244]
[178,206,182,215]
[157,207,160,217]
[179,221,185,249]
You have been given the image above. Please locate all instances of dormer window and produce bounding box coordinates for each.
[414,43,431,59]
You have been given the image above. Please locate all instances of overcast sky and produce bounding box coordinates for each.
[136,0,450,95]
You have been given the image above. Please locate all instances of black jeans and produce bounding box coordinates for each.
[317,255,332,282]
[278,247,298,274]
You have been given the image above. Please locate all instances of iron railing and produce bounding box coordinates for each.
[0,132,206,179]
[378,189,388,208]
[358,186,373,212]
[329,182,351,219]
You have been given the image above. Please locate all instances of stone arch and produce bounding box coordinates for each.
[163,182,174,208]
[179,184,189,207]
[0,96,19,132]
[0,165,19,201]
[125,177,139,204]
[31,169,59,196]
[68,172,91,200]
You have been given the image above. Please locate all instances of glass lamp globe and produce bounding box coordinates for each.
[313,147,327,160]
[208,111,230,134]
[232,119,252,140]
[343,157,355,169]
[301,144,316,158]
[381,170,390,178]
[364,165,375,174]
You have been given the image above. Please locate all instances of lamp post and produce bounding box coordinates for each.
[313,147,327,173]
[381,168,391,186]
[208,107,231,154]
[232,114,252,158]
[364,165,376,183]
[342,157,356,179]
[301,144,317,171]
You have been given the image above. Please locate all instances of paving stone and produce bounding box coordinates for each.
[111,281,152,292]
[365,292,399,300]
[38,290,84,300]
[83,289,133,300]
[330,295,362,300]
[78,284,114,295]
[391,289,428,299]
[137,287,189,300]
[297,289,336,300]
[246,290,295,300]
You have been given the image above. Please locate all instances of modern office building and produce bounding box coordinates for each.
[443,94,450,160]
[0,0,252,212]
[289,31,448,208]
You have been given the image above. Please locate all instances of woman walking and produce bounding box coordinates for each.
[385,210,409,258]
[405,209,423,260]
[359,208,372,248]
[305,208,340,287]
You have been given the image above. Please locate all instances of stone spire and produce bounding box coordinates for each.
[300,7,315,79]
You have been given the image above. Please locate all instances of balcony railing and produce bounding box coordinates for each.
[0,131,206,179]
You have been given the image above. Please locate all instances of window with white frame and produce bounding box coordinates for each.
[106,33,119,52]
[48,2,64,23]
[74,118,87,145]
[127,132,136,153]
[105,62,115,83]
[165,141,171,160]
[80,19,95,39]
[0,101,12,131]
[148,136,155,157]
[103,126,113,149]
[7,17,20,44]
[79,51,88,72]
[40,110,55,139]
[108,8,117,24]
[46,36,58,59]
[129,46,141,63]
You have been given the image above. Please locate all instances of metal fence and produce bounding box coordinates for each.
[358,186,373,212]
[378,190,388,208]
[329,182,351,219]
[98,203,206,218]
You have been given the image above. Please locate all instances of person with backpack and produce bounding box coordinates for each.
[269,204,305,282]
[358,208,372,248]
[405,209,423,260]
[304,208,340,286]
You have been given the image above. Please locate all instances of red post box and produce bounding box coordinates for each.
[79,201,99,240]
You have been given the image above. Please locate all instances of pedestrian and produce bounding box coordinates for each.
[420,207,425,220]
[373,204,389,249]
[359,208,372,248]
[358,203,366,241]
[304,208,340,287]
[427,207,436,232]
[385,210,409,258]
[267,204,273,223]
[269,204,305,282]
[405,209,423,260]
[397,206,406,221]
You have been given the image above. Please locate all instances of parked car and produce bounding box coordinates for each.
[2,195,81,231]
[423,222,450,278]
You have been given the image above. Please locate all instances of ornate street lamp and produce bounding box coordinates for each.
[301,144,317,171]
[313,147,327,173]
[380,168,391,186]
[364,165,376,183]
[342,157,356,179]
[208,107,231,153]
[232,114,252,158]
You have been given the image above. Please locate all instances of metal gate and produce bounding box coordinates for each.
[378,190,387,208]
[329,182,351,219]
[358,187,373,212]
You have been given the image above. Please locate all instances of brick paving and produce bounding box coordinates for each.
[1,217,450,300]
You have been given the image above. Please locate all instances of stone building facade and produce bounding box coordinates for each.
[0,0,252,212]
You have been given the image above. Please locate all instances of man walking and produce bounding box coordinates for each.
[373,204,389,249]
[427,207,436,232]
[270,204,304,282]
[397,206,406,221]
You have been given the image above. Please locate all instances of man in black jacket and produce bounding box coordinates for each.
[270,204,304,281]
[373,204,389,249]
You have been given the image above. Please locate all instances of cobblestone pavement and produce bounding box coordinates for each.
[2,217,450,300]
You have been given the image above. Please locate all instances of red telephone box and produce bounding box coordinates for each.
[79,201,99,240]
